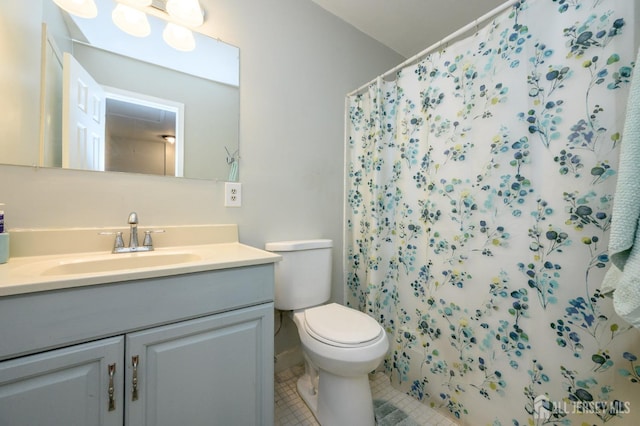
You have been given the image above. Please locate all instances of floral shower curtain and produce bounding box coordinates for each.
[345,0,638,424]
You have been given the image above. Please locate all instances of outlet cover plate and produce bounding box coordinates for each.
[225,182,242,207]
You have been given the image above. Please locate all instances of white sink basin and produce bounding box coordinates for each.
[41,252,203,276]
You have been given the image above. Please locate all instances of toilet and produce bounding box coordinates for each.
[265,239,388,426]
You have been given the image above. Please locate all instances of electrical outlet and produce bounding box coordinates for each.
[224,182,242,207]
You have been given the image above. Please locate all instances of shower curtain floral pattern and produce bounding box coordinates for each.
[345,0,638,424]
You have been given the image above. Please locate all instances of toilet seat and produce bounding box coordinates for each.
[303,303,383,348]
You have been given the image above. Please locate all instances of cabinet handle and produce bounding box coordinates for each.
[131,355,139,401]
[108,363,116,412]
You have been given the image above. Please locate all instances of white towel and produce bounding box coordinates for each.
[602,48,640,327]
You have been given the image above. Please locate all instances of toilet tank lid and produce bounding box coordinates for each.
[265,239,333,251]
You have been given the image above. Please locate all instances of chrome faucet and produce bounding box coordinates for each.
[128,212,140,250]
[100,212,164,253]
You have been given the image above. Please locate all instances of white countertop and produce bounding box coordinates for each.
[0,225,280,297]
[0,242,280,297]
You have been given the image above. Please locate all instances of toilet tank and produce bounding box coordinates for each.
[265,239,333,310]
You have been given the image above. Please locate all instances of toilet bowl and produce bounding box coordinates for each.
[292,304,388,426]
[265,239,388,426]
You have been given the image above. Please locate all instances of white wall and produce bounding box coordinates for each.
[0,0,403,358]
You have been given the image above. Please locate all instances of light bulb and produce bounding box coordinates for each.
[119,0,152,6]
[165,0,204,27]
[163,23,196,52]
[112,4,151,38]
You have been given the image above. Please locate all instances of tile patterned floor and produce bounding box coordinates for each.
[275,365,459,426]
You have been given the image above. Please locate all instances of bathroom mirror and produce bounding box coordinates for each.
[0,0,239,180]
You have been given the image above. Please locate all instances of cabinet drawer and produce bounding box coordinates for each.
[0,264,274,361]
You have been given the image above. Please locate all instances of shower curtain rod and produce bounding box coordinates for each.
[347,0,519,96]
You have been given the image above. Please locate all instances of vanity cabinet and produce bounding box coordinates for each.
[0,264,275,426]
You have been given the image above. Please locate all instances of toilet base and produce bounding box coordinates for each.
[297,369,375,426]
[296,374,319,419]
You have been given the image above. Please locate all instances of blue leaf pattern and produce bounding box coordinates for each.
[345,0,638,423]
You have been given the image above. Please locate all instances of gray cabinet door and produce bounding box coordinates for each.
[0,336,124,426]
[125,303,274,426]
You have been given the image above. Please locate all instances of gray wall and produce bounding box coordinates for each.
[1,0,403,359]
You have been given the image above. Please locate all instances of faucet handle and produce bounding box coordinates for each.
[143,229,165,249]
[114,232,125,249]
[99,231,125,251]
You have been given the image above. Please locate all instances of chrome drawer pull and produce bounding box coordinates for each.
[131,355,139,401]
[108,363,116,411]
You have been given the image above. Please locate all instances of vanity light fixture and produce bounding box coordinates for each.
[112,3,151,37]
[162,135,176,144]
[54,0,205,51]
[53,0,98,18]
